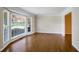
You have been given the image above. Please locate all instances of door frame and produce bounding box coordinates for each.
[65,12,72,51]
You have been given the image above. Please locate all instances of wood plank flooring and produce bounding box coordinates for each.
[2,33,77,52]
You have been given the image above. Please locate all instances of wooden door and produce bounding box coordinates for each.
[65,12,72,51]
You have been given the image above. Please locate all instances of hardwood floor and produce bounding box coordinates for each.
[2,33,77,52]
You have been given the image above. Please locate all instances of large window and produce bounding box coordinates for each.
[11,13,26,37]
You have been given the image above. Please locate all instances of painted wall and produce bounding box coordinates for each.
[72,8,79,51]
[36,16,63,35]
[31,16,36,34]
[0,8,4,50]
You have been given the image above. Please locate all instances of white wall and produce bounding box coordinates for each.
[36,16,63,35]
[72,8,79,51]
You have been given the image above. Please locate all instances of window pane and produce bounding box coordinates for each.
[11,14,26,37]
[3,11,9,44]
[4,12,7,25]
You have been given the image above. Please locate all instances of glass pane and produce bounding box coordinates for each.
[4,12,7,25]
[3,11,9,43]
[11,14,26,37]
[4,28,9,43]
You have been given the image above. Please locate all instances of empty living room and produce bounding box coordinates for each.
[0,7,79,52]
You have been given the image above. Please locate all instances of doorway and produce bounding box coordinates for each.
[65,12,72,51]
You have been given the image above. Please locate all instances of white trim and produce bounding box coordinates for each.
[62,8,72,15]
[11,33,25,39]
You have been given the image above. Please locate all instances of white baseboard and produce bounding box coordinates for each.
[36,32,63,35]
[72,44,79,52]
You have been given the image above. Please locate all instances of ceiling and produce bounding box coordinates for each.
[21,7,66,16]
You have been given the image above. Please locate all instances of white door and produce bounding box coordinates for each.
[3,10,10,44]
